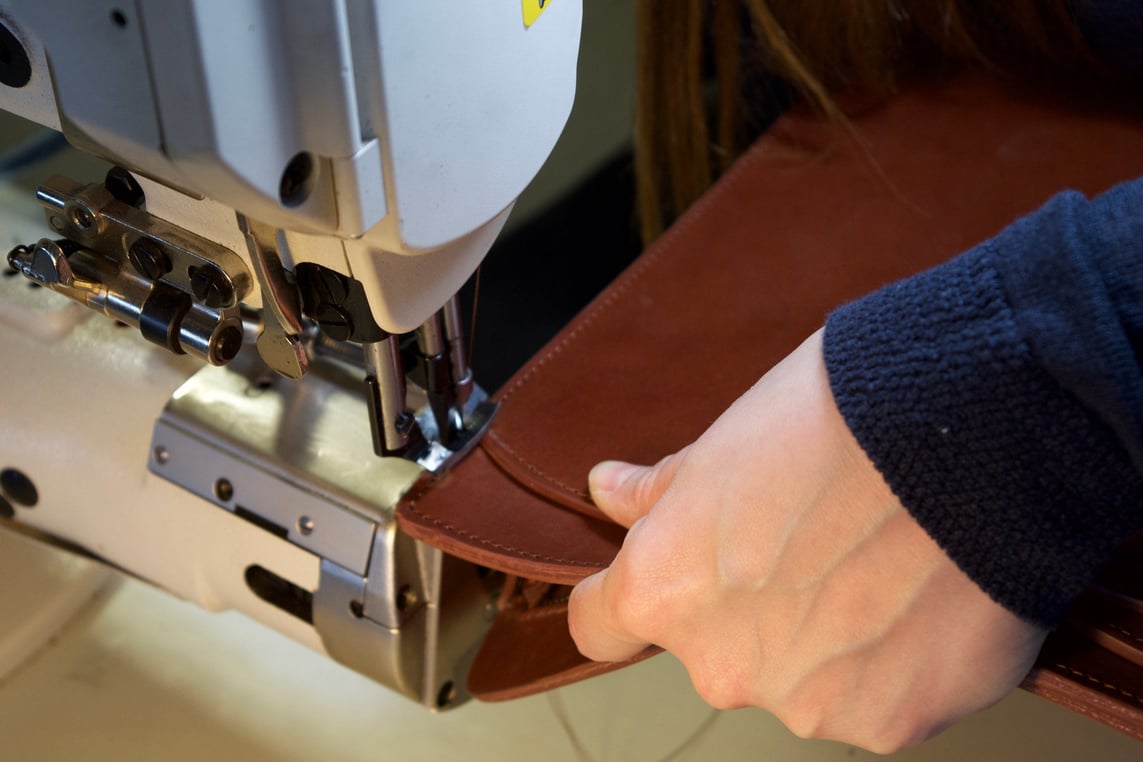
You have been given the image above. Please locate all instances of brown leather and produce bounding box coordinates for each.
[1024,536,1143,737]
[396,74,1143,735]
[401,448,626,584]
[465,580,662,702]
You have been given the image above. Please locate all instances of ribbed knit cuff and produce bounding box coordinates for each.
[824,240,1143,627]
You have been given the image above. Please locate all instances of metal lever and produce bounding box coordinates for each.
[237,214,309,379]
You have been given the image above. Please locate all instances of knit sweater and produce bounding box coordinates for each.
[822,1,1143,628]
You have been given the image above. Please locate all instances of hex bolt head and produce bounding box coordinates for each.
[128,238,171,281]
[190,266,235,308]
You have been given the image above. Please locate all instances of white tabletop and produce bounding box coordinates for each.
[0,538,1137,762]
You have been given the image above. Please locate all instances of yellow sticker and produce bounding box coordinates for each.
[522,0,552,28]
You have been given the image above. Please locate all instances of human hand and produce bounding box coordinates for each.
[567,330,1047,752]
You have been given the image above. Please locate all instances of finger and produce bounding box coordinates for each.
[568,569,651,662]
[589,448,689,528]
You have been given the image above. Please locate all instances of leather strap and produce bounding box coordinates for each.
[1024,535,1143,736]
[396,73,1143,736]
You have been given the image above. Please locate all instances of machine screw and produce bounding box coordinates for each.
[190,266,234,308]
[0,468,38,507]
[297,515,315,536]
[279,152,315,208]
[213,477,234,502]
[0,22,32,89]
[436,681,456,709]
[105,166,146,208]
[315,267,349,302]
[127,238,171,281]
[314,302,353,341]
[395,584,418,612]
[153,446,170,465]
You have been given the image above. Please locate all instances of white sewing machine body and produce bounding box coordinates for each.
[0,0,581,709]
[0,0,581,332]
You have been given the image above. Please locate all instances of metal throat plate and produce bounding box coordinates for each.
[148,354,424,577]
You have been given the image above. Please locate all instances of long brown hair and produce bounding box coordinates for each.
[635,0,1095,242]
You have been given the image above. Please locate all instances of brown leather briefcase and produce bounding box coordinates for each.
[397,73,1143,739]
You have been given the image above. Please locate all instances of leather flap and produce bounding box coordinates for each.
[399,75,1143,582]
[400,449,626,585]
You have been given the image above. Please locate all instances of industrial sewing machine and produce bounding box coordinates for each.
[0,0,581,709]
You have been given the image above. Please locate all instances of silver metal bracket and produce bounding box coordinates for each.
[146,353,496,708]
[7,174,254,366]
[37,175,252,308]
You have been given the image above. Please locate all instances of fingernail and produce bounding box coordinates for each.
[589,460,637,494]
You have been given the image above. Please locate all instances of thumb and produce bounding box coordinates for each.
[588,448,688,528]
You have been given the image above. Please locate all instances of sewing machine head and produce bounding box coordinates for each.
[2,0,579,462]
[0,0,582,709]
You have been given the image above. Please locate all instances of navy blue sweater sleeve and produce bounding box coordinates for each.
[823,177,1143,628]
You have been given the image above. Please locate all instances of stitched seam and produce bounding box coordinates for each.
[489,144,777,498]
[402,485,599,567]
[517,605,572,624]
[497,144,772,406]
[1108,624,1143,647]
[1052,662,1143,707]
[485,431,591,501]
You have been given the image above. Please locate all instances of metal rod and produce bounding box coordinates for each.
[415,313,456,446]
[441,295,473,408]
[363,336,411,455]
[415,312,445,356]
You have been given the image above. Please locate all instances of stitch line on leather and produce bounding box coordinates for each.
[1052,662,1143,707]
[484,430,591,502]
[402,487,602,568]
[1109,624,1143,647]
[495,141,775,408]
[486,142,778,506]
[488,80,1002,500]
[517,604,572,623]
